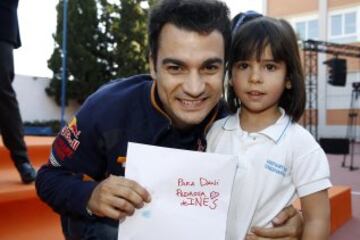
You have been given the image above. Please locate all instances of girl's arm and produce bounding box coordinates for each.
[300,189,330,240]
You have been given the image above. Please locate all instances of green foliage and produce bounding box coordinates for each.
[47,0,151,104]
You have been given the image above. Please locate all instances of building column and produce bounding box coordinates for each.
[318,0,328,138]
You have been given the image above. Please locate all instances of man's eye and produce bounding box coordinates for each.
[202,65,219,74]
[167,65,182,73]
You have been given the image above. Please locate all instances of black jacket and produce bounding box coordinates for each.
[0,0,21,48]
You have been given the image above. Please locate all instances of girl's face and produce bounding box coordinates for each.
[231,45,289,115]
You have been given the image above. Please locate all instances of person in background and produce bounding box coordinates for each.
[207,12,331,240]
[36,1,303,239]
[0,0,36,183]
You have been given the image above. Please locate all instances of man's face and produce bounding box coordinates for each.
[150,23,225,129]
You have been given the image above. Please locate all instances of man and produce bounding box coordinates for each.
[0,0,36,183]
[36,0,302,239]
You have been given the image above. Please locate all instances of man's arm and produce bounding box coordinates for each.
[36,164,98,217]
[245,205,303,240]
[36,96,108,218]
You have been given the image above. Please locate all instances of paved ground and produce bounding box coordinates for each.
[328,148,360,240]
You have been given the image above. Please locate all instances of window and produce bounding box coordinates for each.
[331,15,342,36]
[345,12,356,34]
[295,22,306,40]
[308,20,319,39]
[330,11,357,43]
[294,19,319,40]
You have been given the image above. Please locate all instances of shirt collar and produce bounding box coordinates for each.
[222,107,291,143]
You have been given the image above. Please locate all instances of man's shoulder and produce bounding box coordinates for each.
[76,74,153,123]
[0,1,19,10]
[97,74,152,95]
[87,74,152,104]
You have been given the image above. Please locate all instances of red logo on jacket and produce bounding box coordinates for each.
[52,117,82,161]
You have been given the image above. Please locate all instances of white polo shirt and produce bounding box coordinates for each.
[206,108,331,240]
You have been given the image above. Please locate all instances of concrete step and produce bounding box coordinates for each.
[0,136,53,170]
[0,136,63,240]
[0,196,63,240]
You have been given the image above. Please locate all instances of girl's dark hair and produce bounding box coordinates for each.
[227,16,306,122]
[148,0,231,64]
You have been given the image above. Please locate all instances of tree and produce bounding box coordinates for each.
[47,0,152,104]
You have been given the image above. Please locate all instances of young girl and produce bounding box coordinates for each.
[207,14,331,240]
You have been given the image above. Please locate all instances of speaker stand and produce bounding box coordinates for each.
[343,83,360,171]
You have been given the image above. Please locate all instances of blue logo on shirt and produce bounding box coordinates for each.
[264,160,287,177]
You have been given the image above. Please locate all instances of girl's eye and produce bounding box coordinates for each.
[265,64,277,71]
[237,63,249,70]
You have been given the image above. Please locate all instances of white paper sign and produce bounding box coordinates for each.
[118,142,238,240]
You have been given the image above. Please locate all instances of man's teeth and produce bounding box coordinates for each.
[181,99,202,106]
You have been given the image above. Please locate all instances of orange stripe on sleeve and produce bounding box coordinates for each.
[82,174,94,181]
[117,156,126,164]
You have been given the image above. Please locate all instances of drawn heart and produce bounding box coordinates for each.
[210,191,220,199]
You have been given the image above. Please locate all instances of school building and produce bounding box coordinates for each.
[264,0,360,140]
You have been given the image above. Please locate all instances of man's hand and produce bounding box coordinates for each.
[245,205,303,240]
[87,175,151,220]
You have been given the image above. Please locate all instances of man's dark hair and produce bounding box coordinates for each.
[227,16,306,122]
[148,0,231,64]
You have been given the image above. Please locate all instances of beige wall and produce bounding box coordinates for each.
[336,55,360,73]
[267,0,360,17]
[344,43,360,72]
[329,0,360,8]
[267,0,317,17]
[301,109,359,126]
[327,109,359,125]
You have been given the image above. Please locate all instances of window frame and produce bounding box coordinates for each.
[291,14,319,41]
[328,8,358,41]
